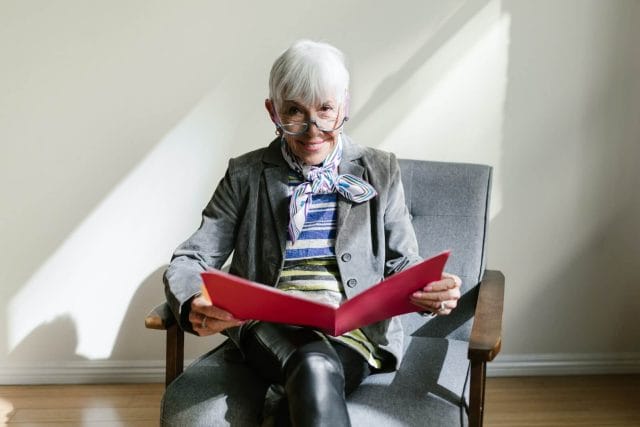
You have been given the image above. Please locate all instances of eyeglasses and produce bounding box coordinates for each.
[273,100,348,136]
[278,116,348,136]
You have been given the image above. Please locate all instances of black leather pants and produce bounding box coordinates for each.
[238,322,371,427]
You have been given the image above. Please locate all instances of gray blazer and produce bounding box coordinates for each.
[164,136,421,370]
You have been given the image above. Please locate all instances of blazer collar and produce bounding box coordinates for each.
[263,137,287,166]
[335,135,366,234]
[337,134,365,177]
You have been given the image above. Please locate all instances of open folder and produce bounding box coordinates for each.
[201,250,450,336]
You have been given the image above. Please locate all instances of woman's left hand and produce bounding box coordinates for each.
[410,272,462,315]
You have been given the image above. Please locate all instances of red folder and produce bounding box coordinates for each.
[201,250,450,336]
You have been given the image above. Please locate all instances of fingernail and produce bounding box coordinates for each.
[412,291,423,298]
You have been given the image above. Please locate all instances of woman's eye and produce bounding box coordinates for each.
[287,106,302,115]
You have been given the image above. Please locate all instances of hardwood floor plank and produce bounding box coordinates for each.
[485,375,640,426]
[9,407,158,423]
[0,383,163,424]
[6,422,157,427]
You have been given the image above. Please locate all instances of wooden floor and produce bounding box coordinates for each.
[0,383,163,426]
[1,375,638,426]
[485,375,640,426]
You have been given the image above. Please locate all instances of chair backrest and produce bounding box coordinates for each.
[398,159,492,342]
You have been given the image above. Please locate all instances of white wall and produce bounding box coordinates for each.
[1,0,639,383]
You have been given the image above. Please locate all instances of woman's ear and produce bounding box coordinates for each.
[265,99,277,124]
[265,99,282,136]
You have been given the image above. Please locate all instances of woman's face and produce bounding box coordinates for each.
[267,98,345,166]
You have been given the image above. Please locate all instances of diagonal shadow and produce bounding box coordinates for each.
[346,337,470,425]
[349,0,491,136]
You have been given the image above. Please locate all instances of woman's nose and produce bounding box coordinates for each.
[305,119,322,136]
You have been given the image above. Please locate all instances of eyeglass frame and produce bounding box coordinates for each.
[270,99,349,136]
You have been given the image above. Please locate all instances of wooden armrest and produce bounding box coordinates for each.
[144,302,177,330]
[144,301,184,386]
[468,269,504,362]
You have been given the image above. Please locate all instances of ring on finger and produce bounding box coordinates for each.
[201,315,207,329]
[438,301,448,313]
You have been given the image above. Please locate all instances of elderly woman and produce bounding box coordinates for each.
[164,40,461,426]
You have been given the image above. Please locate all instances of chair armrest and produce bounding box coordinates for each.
[468,269,504,362]
[144,301,184,386]
[145,302,177,330]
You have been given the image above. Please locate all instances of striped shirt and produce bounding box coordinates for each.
[277,172,383,369]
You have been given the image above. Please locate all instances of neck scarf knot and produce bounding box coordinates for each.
[281,137,377,243]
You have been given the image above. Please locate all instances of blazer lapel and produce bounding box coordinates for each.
[264,167,289,256]
[263,139,291,256]
[336,136,366,234]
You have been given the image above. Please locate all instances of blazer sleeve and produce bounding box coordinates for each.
[163,162,242,332]
[383,153,422,276]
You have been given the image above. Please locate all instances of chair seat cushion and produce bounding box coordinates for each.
[348,336,469,426]
[162,337,469,427]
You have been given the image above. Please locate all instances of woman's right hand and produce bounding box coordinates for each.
[189,295,245,336]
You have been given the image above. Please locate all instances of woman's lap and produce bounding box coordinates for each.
[238,322,370,391]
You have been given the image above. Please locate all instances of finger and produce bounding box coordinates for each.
[410,298,456,314]
[188,311,207,329]
[410,298,439,312]
[193,317,244,335]
[204,304,242,321]
[421,278,457,293]
[409,294,444,311]
[437,298,456,315]
[441,299,458,310]
[425,273,461,291]
[192,297,239,321]
[190,295,211,316]
[410,287,460,309]
[191,295,212,310]
[442,272,462,288]
[411,289,455,302]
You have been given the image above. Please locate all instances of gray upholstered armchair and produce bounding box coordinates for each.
[146,159,504,426]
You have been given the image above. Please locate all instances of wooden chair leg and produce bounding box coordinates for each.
[469,359,486,427]
[165,323,184,387]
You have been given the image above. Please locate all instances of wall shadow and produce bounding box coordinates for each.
[6,265,168,365]
[110,265,222,364]
[349,0,490,134]
[7,315,86,364]
[109,266,167,360]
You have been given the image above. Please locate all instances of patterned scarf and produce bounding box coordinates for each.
[281,136,377,243]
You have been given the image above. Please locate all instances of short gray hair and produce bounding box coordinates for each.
[269,40,350,113]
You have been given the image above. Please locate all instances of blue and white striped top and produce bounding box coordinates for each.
[284,192,337,260]
[277,172,383,369]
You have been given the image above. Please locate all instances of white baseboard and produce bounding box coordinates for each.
[487,352,640,377]
[1,353,639,384]
[0,360,169,385]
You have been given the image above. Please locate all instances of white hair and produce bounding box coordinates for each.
[269,40,350,113]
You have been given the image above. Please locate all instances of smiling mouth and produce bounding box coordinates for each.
[297,140,325,150]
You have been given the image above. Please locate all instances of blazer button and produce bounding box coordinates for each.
[346,278,358,288]
[341,253,352,262]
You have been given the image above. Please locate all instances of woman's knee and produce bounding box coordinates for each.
[284,346,345,390]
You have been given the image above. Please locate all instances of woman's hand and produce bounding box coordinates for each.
[189,295,245,336]
[410,272,462,316]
